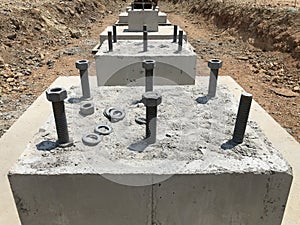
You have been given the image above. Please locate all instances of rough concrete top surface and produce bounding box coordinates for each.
[9,77,291,176]
[96,40,195,56]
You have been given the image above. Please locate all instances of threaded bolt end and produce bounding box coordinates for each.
[232,93,253,144]
[146,106,157,144]
[52,101,70,144]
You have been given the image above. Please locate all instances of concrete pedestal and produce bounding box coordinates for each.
[8,76,292,225]
[118,11,168,25]
[128,9,159,31]
[94,40,196,86]
[126,6,160,12]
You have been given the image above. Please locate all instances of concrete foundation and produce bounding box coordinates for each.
[8,76,292,225]
[118,11,168,25]
[126,6,160,12]
[98,25,186,46]
[94,40,196,86]
[128,9,159,31]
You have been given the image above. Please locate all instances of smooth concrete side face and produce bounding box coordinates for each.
[8,173,292,225]
[128,9,159,31]
[119,11,167,24]
[99,26,187,45]
[154,173,292,225]
[95,40,196,86]
[9,175,152,225]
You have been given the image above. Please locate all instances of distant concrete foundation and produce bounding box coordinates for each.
[94,40,196,86]
[128,9,159,31]
[8,76,292,225]
[118,11,168,25]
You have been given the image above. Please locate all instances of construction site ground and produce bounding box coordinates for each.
[0,0,299,143]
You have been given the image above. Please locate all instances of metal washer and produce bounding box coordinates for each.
[94,124,113,135]
[82,133,102,146]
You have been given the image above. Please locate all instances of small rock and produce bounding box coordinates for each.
[39,53,45,60]
[7,33,17,40]
[236,56,249,61]
[24,70,31,76]
[0,56,5,68]
[6,77,14,82]
[272,87,299,97]
[293,86,300,93]
[47,60,55,69]
[70,29,82,39]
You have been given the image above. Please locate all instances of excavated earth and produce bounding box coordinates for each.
[0,0,299,142]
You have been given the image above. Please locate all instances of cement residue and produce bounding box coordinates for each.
[11,77,291,175]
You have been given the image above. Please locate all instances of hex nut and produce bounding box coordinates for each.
[46,87,67,102]
[142,92,162,107]
[80,102,94,116]
[75,59,89,70]
[142,59,155,70]
[208,59,222,69]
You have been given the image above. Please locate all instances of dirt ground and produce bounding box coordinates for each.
[0,0,299,142]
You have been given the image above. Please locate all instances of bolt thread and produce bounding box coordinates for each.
[145,69,153,92]
[143,31,148,52]
[80,69,91,99]
[207,69,219,97]
[52,101,70,144]
[178,30,183,51]
[143,24,147,32]
[113,25,117,43]
[173,25,178,42]
[232,93,253,144]
[108,31,113,52]
[146,106,157,144]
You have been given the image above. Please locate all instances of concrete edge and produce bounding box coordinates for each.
[0,76,80,225]
[221,76,300,225]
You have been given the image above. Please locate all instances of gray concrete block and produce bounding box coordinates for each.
[8,77,293,225]
[2,76,300,225]
[118,11,167,24]
[95,40,196,86]
[128,9,159,31]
